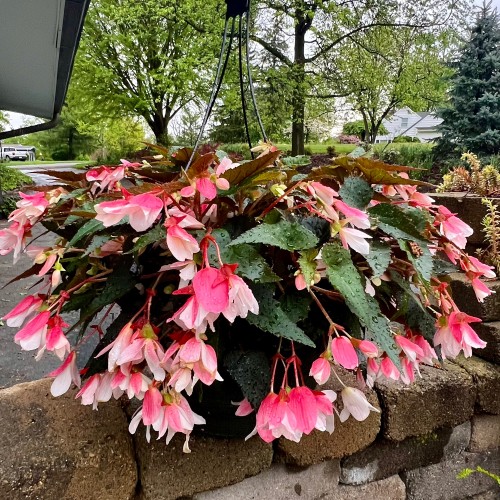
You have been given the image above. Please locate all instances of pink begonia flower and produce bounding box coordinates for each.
[334,200,370,229]
[442,242,461,264]
[45,315,70,360]
[249,390,302,443]
[216,157,239,175]
[220,264,259,322]
[288,386,319,434]
[117,324,166,381]
[366,358,380,387]
[306,181,338,207]
[358,340,379,358]
[165,336,222,393]
[95,192,163,232]
[120,159,142,168]
[412,335,438,365]
[159,260,197,288]
[392,176,434,208]
[470,277,494,303]
[309,356,331,385]
[435,205,473,249]
[192,267,230,313]
[0,221,27,261]
[339,387,379,422]
[9,192,48,225]
[49,351,81,397]
[14,310,51,351]
[434,312,485,358]
[143,386,163,425]
[86,166,125,194]
[2,295,43,327]
[96,322,135,371]
[331,336,359,370]
[234,398,254,417]
[165,218,200,261]
[336,224,371,255]
[462,256,496,278]
[167,207,204,229]
[111,366,149,400]
[380,356,400,381]
[394,335,424,363]
[170,289,219,334]
[313,389,337,434]
[129,391,205,451]
[400,357,417,385]
[77,372,120,409]
[294,271,307,291]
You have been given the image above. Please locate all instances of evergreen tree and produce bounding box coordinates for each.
[437,3,500,158]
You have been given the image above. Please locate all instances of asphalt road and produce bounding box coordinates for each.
[15,162,83,186]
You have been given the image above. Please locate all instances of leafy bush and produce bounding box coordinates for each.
[392,135,419,143]
[342,120,388,138]
[0,165,33,191]
[375,144,434,178]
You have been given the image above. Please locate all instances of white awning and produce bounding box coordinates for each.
[0,0,89,136]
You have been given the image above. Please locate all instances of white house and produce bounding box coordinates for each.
[375,107,443,143]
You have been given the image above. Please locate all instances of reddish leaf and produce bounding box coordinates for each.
[40,170,86,183]
[222,150,281,187]
[189,153,217,176]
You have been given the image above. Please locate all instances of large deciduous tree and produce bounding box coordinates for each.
[72,0,222,145]
[326,27,451,143]
[437,3,500,158]
[253,0,471,154]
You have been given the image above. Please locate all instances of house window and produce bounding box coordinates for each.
[401,117,409,130]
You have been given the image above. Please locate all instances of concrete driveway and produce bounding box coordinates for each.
[15,162,85,186]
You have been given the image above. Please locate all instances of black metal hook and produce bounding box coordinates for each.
[185,0,267,170]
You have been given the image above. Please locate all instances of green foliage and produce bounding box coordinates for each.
[437,4,500,158]
[375,144,434,176]
[0,165,33,191]
[365,242,392,278]
[322,243,400,366]
[368,203,427,242]
[230,219,319,251]
[457,466,500,485]
[343,120,388,139]
[246,285,315,347]
[72,0,222,144]
[477,198,500,274]
[339,177,374,210]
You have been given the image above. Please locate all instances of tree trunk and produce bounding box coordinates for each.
[291,10,307,156]
[148,106,171,146]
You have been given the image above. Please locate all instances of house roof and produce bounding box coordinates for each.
[0,0,90,139]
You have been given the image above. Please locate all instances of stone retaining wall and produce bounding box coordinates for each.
[1,272,499,499]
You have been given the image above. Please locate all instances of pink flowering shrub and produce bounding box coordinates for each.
[337,134,361,144]
[0,146,495,452]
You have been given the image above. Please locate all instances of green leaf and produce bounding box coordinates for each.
[365,241,392,278]
[398,240,433,283]
[246,285,315,347]
[339,177,374,210]
[322,242,400,367]
[127,224,165,254]
[210,229,280,283]
[68,218,104,247]
[84,235,113,256]
[229,219,319,251]
[368,204,425,241]
[279,293,311,324]
[224,350,271,408]
[298,249,318,289]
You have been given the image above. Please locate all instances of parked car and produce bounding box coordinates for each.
[0,145,35,161]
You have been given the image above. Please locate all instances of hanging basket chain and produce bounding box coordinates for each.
[186,0,267,170]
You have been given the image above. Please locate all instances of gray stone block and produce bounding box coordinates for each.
[340,422,471,485]
[475,322,500,364]
[134,431,273,500]
[449,273,500,323]
[375,362,476,441]
[402,451,500,500]
[469,415,500,452]
[0,379,137,500]
[326,475,406,500]
[193,461,340,500]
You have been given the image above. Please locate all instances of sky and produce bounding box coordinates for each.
[4,0,500,131]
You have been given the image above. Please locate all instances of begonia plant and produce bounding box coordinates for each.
[0,144,494,452]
